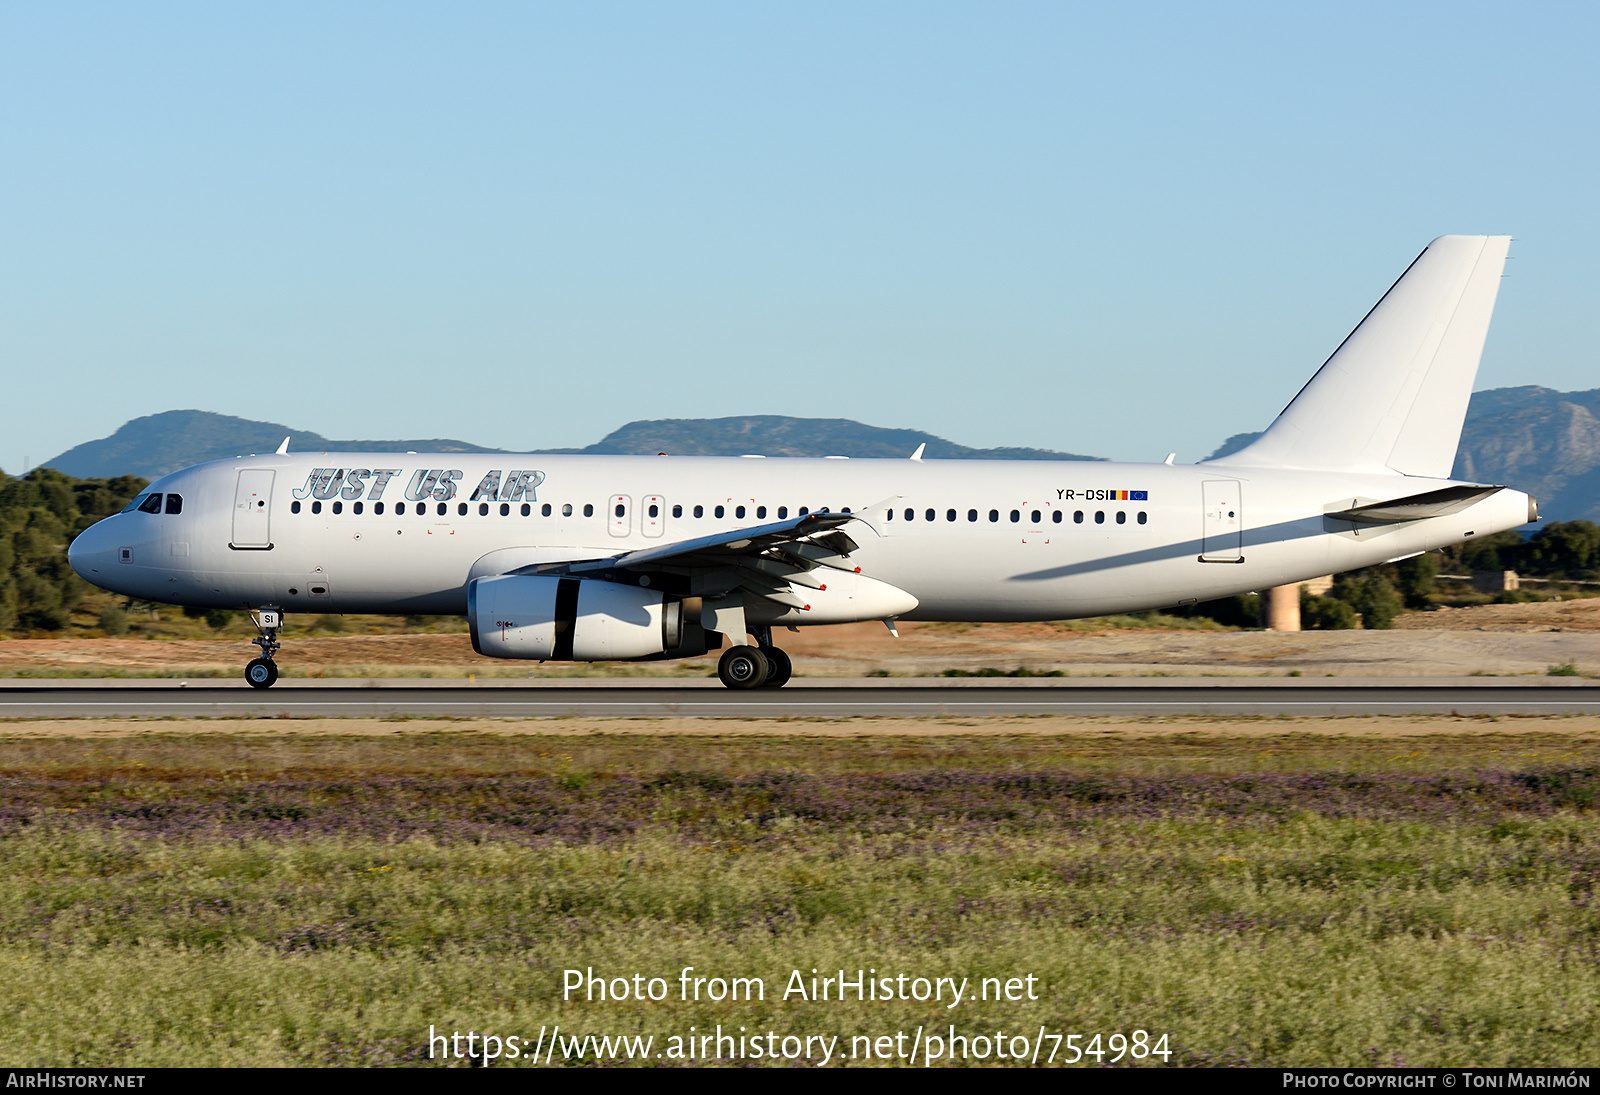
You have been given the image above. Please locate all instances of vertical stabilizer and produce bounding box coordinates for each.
[1212,235,1511,477]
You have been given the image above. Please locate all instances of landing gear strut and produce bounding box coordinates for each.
[246,607,283,689]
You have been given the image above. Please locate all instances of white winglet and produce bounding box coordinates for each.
[909,443,925,461]
[1164,453,1176,465]
[275,437,290,455]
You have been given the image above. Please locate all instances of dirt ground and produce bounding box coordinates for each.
[3,597,1599,679]
[4,713,1598,739]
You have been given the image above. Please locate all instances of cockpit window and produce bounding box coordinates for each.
[121,493,153,514]
[134,493,163,514]
[164,494,183,515]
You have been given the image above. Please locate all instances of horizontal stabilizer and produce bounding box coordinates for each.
[1326,485,1503,524]
[1214,236,1512,476]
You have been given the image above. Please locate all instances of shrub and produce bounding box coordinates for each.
[1300,591,1358,630]
[1329,573,1403,630]
[98,606,129,636]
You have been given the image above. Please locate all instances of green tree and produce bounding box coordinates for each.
[1393,553,1438,609]
[1329,573,1404,630]
[0,469,145,634]
[1523,521,1600,578]
[1300,589,1358,629]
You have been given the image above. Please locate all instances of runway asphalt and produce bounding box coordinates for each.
[4,677,1600,718]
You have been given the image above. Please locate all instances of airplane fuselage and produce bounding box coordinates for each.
[68,452,1534,623]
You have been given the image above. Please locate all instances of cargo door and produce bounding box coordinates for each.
[608,494,631,538]
[1200,479,1242,562]
[231,470,274,549]
[642,495,665,537]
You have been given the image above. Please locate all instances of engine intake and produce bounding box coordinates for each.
[469,575,702,661]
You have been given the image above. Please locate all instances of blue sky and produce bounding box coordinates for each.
[2,2,1596,470]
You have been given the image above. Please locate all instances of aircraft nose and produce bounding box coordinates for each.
[68,518,117,582]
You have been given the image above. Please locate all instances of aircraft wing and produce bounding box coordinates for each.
[502,511,873,612]
[610,511,859,571]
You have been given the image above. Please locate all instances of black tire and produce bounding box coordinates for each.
[718,646,769,690]
[245,658,279,689]
[760,647,792,688]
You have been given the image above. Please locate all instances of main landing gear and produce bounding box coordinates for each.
[717,627,793,690]
[245,607,283,689]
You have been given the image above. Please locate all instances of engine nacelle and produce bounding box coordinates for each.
[470,574,700,661]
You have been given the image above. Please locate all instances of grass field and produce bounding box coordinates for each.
[2,723,1598,1067]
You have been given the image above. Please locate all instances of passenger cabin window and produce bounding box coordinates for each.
[438,503,448,516]
[947,509,956,522]
[756,505,766,519]
[375,502,385,515]
[650,503,661,518]
[291,501,301,514]
[968,509,978,522]
[989,509,999,523]
[672,504,682,518]
[583,504,594,517]
[778,507,788,519]
[926,509,935,522]
[904,508,913,522]
[1009,510,1019,523]
[1116,511,1126,524]
[353,501,363,514]
[164,494,183,515]
[332,501,343,514]
[396,502,406,515]
[693,505,703,518]
[1074,510,1084,523]
[715,505,725,519]
[1138,511,1147,524]
[798,507,809,515]
[615,503,626,518]
[499,503,509,516]
[1095,511,1105,524]
[543,504,552,516]
[562,504,572,517]
[311,501,322,514]
[736,505,746,519]
[1052,510,1061,524]
[480,503,490,516]
[520,503,530,516]
[1030,510,1040,523]
[137,494,163,514]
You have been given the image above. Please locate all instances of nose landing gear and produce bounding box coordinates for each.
[246,607,283,689]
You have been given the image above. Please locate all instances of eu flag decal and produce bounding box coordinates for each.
[1130,490,1148,501]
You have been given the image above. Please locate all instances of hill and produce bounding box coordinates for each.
[45,411,1101,480]
[45,411,508,480]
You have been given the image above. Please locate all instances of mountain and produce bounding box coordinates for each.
[545,415,1100,462]
[1452,386,1600,524]
[44,410,1102,480]
[1201,386,1600,525]
[45,411,508,480]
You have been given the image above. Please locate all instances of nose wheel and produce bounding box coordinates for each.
[245,658,279,689]
[245,607,283,689]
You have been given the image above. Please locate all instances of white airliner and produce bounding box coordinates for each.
[68,236,1534,689]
